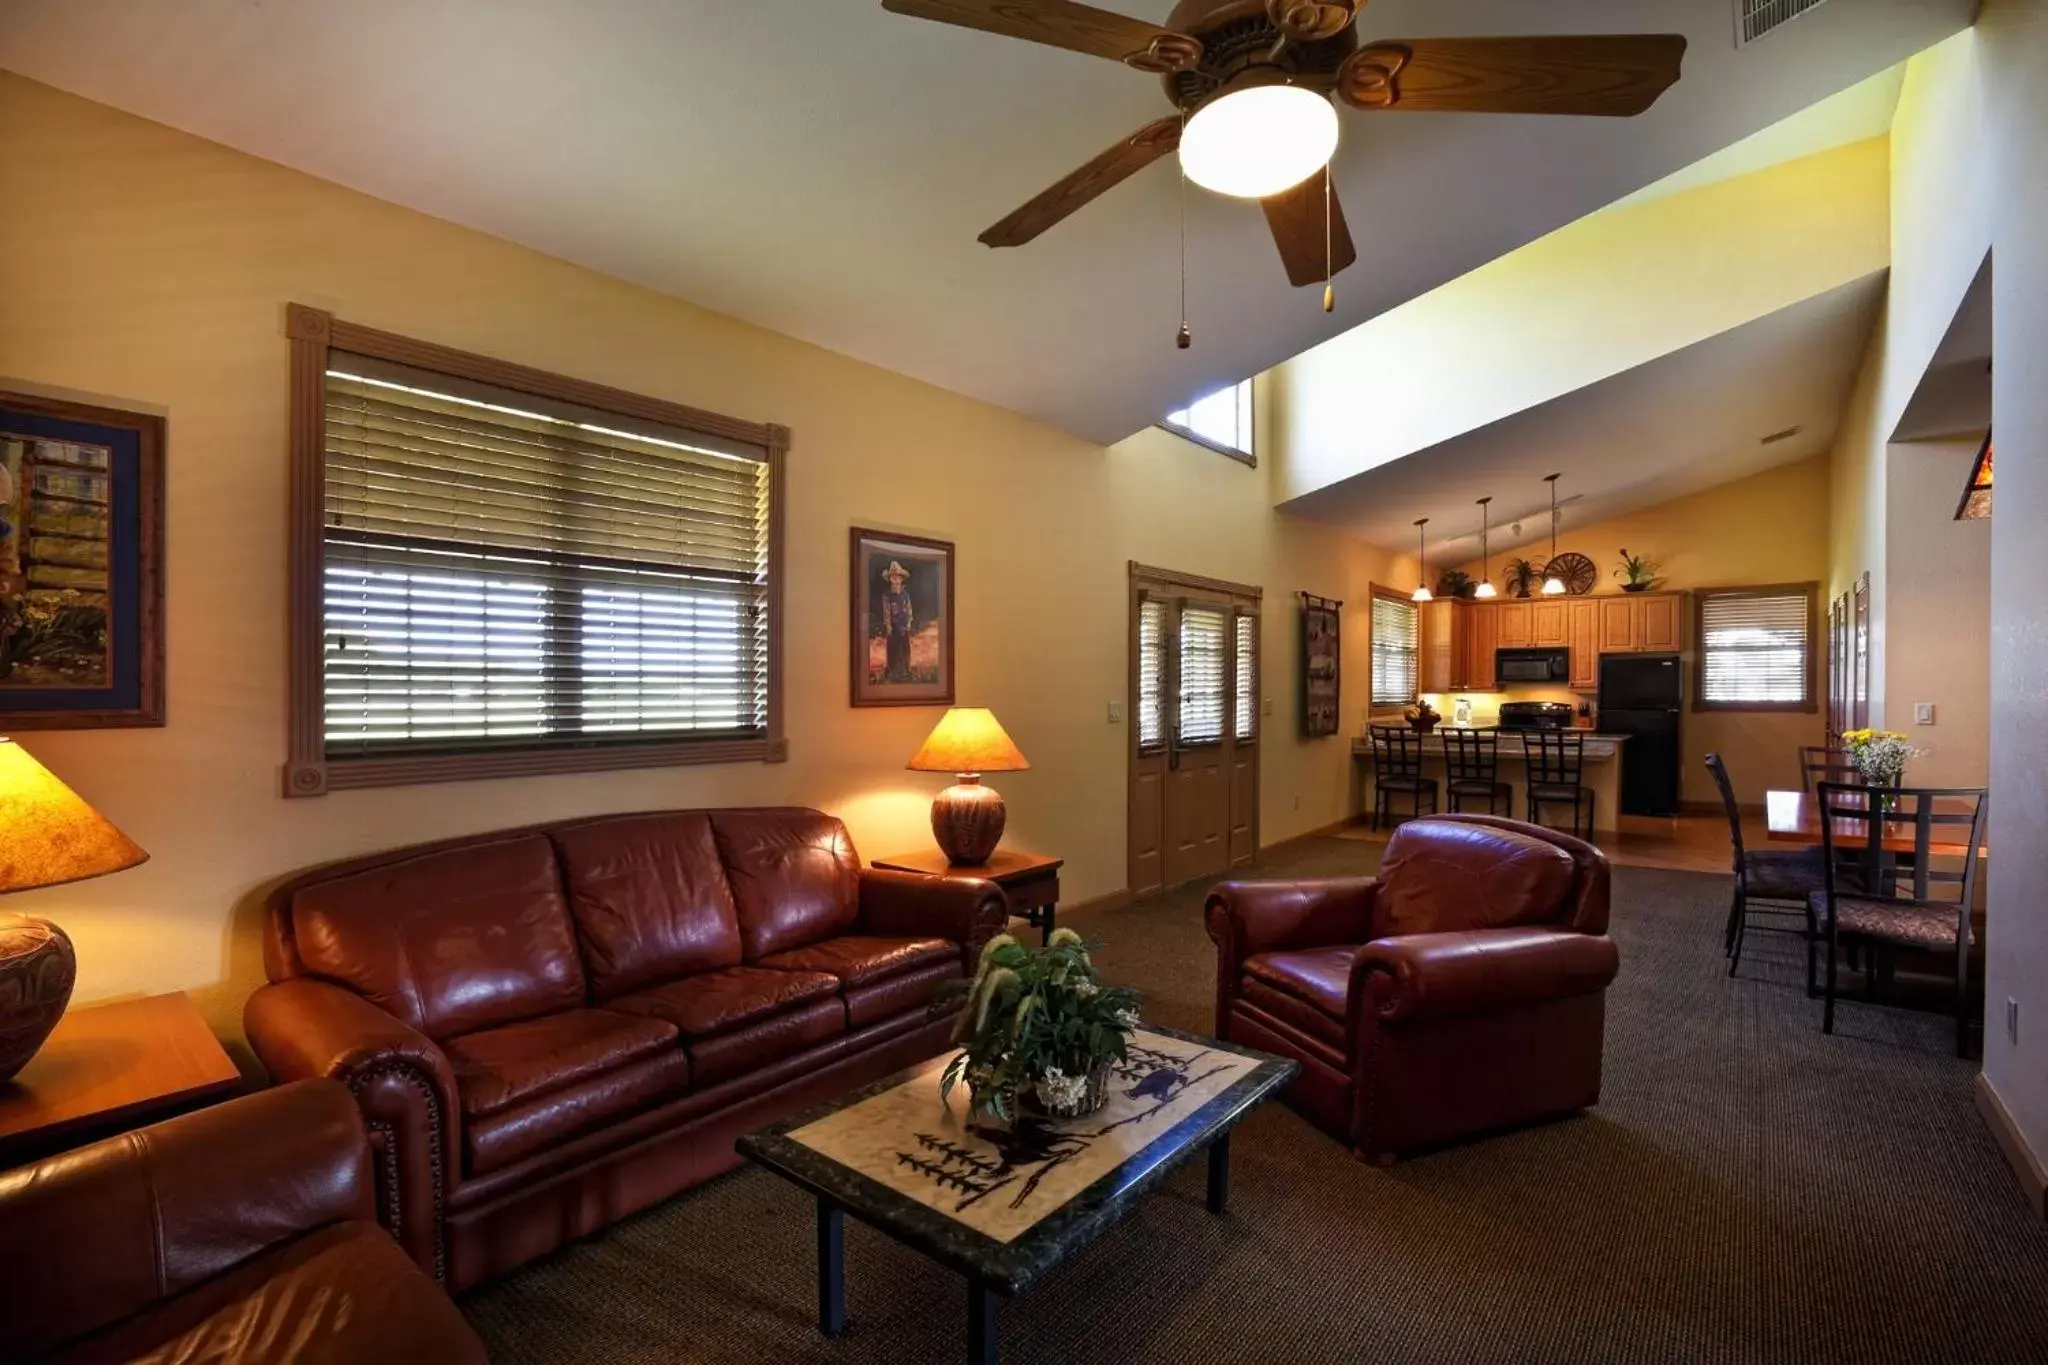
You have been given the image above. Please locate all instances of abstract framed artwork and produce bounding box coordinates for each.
[0,391,164,729]
[849,527,953,708]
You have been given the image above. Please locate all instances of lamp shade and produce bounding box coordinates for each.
[0,738,149,893]
[907,708,1029,775]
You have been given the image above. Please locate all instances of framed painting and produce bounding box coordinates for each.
[0,391,164,729]
[850,527,954,707]
[1299,593,1340,738]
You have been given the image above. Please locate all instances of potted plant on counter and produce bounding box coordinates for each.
[939,929,1142,1122]
[1615,549,1658,592]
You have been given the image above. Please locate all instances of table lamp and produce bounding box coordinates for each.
[0,737,149,1081]
[907,708,1030,866]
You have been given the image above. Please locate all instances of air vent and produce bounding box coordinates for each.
[1760,425,1804,446]
[1735,0,1831,47]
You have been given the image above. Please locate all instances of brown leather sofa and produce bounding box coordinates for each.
[1205,814,1618,1164]
[244,807,1007,1290]
[0,1080,486,1365]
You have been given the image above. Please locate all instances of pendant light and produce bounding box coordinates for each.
[1412,518,1433,603]
[1473,497,1498,598]
[1540,473,1567,596]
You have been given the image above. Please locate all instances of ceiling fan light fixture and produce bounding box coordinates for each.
[1179,83,1338,200]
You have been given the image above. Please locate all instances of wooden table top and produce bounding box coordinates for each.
[0,992,241,1163]
[1764,789,1988,857]
[873,848,1062,883]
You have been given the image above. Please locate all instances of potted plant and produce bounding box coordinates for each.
[1406,698,1441,734]
[1504,557,1538,599]
[1434,568,1475,600]
[1614,549,1658,592]
[939,929,1142,1122]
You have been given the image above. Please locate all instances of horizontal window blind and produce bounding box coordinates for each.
[1137,597,1166,750]
[1371,596,1418,708]
[1700,590,1809,705]
[321,357,771,757]
[1234,613,1258,742]
[1178,605,1228,745]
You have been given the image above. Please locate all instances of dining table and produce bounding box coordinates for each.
[1763,789,1989,857]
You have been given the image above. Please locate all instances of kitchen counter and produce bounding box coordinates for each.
[1353,728,1629,834]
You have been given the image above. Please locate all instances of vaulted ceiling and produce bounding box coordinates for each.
[0,1,1974,443]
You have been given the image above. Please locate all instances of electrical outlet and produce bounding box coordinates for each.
[1914,702,1936,725]
[2009,997,2020,1045]
[1292,794,1301,811]
[1106,701,1123,724]
[1262,696,1273,718]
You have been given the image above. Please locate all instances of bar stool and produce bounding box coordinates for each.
[1525,729,1594,841]
[1441,727,1512,816]
[1369,725,1439,831]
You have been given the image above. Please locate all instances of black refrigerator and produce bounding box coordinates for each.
[1598,653,1683,817]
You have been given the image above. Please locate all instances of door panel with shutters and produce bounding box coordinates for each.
[1228,611,1259,866]
[1165,601,1231,888]
[1129,595,1169,896]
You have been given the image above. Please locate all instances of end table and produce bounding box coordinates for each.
[0,991,241,1167]
[872,848,1063,946]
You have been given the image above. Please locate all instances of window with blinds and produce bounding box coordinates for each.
[1370,594,1419,709]
[1178,605,1229,744]
[1697,586,1814,709]
[1136,596,1166,750]
[1234,613,1258,741]
[319,354,773,760]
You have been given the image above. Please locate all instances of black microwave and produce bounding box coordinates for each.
[1496,647,1570,684]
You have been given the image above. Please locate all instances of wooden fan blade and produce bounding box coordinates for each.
[1337,35,1687,116]
[980,118,1181,248]
[882,0,1201,72]
[1262,167,1356,289]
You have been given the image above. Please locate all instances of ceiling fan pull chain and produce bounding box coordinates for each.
[1322,167,1334,314]
[1176,113,1191,350]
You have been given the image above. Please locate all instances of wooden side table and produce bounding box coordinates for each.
[871,849,1064,946]
[0,991,241,1168]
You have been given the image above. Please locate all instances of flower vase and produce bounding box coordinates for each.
[1027,1063,1111,1121]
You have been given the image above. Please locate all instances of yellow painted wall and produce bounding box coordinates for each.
[0,73,1393,1049]
[1452,457,1832,805]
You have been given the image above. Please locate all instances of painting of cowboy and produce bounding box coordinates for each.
[850,528,954,706]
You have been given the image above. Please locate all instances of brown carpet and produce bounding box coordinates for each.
[465,839,2048,1364]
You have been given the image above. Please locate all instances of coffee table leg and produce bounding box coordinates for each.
[968,1277,998,1365]
[817,1197,846,1338]
[1206,1131,1231,1215]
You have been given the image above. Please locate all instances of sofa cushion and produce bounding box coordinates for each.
[1238,976,1351,1049]
[756,935,958,987]
[609,965,841,1037]
[1375,820,1577,937]
[687,997,846,1088]
[709,809,861,960]
[463,1048,694,1176]
[843,958,960,1029]
[1244,947,1359,1024]
[445,1008,679,1119]
[288,833,585,1039]
[550,813,744,998]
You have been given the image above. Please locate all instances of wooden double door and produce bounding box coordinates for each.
[1127,564,1261,899]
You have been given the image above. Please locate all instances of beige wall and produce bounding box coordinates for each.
[1453,457,1831,805]
[1884,439,1991,787]
[0,73,1394,1047]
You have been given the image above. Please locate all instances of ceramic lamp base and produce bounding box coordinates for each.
[0,914,76,1082]
[932,776,1006,866]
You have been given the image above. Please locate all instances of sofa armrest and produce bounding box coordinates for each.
[245,978,458,1284]
[1358,928,1619,1025]
[0,1080,370,1361]
[1205,878,1379,961]
[857,867,1010,971]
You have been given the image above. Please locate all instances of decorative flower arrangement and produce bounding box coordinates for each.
[1840,728,1919,788]
[1614,549,1658,591]
[938,929,1142,1123]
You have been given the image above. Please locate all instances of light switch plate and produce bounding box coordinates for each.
[1107,701,1123,724]
[1262,697,1274,717]
[1914,702,1936,725]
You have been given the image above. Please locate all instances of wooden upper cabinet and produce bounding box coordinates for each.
[1597,597,1638,652]
[1531,599,1569,647]
[1568,599,1598,689]
[1497,601,1533,648]
[1468,603,1498,690]
[1636,592,1683,651]
[1419,599,1457,694]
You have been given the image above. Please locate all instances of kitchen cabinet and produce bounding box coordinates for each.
[1597,597,1637,652]
[1419,599,1462,695]
[1595,592,1688,656]
[1532,599,1569,647]
[1467,604,1497,690]
[1568,599,1598,689]
[1497,601,1533,648]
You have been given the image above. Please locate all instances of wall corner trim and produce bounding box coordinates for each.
[1974,1071,2048,1220]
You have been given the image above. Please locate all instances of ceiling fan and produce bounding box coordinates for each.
[881,1,1687,291]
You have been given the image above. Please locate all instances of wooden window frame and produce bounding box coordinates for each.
[1157,379,1256,467]
[1367,584,1419,717]
[1690,581,1819,714]
[283,304,787,797]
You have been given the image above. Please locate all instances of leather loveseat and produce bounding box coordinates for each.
[1205,815,1618,1164]
[0,1080,487,1365]
[244,807,1007,1290]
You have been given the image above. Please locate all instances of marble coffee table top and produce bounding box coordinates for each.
[738,1025,1297,1293]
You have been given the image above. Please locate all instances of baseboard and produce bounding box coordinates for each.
[1975,1072,2048,1219]
[1257,817,1360,861]
[1060,888,1132,919]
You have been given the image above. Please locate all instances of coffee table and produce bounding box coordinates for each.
[738,1025,1296,1364]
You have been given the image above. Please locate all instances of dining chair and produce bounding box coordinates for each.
[1368,725,1439,832]
[1798,744,1857,793]
[1705,752,1824,982]
[1441,727,1512,817]
[1813,782,1988,1057]
[1525,729,1594,841]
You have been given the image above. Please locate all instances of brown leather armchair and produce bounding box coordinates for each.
[1205,815,1618,1164]
[0,1080,486,1365]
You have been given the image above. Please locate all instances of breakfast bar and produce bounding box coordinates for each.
[1354,727,1631,835]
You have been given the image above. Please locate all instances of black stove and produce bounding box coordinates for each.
[1497,701,1574,731]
